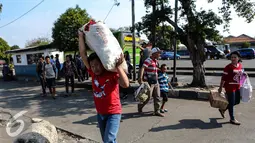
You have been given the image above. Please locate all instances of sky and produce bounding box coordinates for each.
[0,0,254,48]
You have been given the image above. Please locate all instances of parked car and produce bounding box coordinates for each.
[206,45,225,59]
[226,48,255,59]
[160,51,181,60]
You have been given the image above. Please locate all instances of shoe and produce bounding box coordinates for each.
[154,112,165,117]
[219,109,225,118]
[163,109,168,112]
[230,119,241,125]
[138,104,143,113]
[160,109,165,113]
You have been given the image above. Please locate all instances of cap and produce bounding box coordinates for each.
[151,47,161,54]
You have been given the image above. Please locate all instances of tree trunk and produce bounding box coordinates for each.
[151,0,156,47]
[187,36,207,87]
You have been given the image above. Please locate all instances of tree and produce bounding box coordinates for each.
[25,37,51,48]
[135,0,174,50]
[139,0,255,87]
[11,45,20,50]
[0,37,10,60]
[52,5,90,52]
[0,3,2,13]
[242,42,251,48]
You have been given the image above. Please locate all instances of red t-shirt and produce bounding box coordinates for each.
[222,63,243,92]
[88,69,121,115]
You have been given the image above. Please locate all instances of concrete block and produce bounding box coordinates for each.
[197,91,210,100]
[179,90,198,99]
[168,89,179,98]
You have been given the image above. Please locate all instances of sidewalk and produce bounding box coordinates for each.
[1,81,255,143]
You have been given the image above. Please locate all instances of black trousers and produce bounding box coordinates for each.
[38,74,46,94]
[65,75,74,93]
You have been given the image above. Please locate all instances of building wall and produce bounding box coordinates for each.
[11,49,64,77]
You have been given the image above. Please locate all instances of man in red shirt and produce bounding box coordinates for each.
[78,31,129,143]
[138,47,164,117]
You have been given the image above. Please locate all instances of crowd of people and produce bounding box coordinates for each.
[36,53,90,99]
[33,30,245,142]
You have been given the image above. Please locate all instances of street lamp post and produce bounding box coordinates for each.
[131,0,136,81]
[172,0,178,83]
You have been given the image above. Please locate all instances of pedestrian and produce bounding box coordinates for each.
[124,51,132,79]
[63,55,78,96]
[36,56,46,96]
[80,55,89,80]
[75,55,84,82]
[78,30,129,143]
[138,47,164,117]
[218,51,243,125]
[43,56,57,99]
[55,54,61,80]
[138,42,152,79]
[50,55,55,65]
[158,64,173,113]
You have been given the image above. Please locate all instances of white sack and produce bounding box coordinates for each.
[81,20,127,72]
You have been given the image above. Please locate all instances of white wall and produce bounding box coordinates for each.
[11,49,64,66]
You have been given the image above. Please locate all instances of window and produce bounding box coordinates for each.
[26,53,43,65]
[16,55,22,63]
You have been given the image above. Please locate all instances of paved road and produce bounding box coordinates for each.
[1,81,255,143]
[159,59,255,68]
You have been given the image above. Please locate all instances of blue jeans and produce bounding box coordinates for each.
[97,114,121,143]
[226,89,240,120]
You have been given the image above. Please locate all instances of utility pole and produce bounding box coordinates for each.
[131,0,136,81]
[172,0,178,83]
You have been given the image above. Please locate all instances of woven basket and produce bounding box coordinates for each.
[209,90,229,110]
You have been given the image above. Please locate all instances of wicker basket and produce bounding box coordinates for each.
[209,90,229,110]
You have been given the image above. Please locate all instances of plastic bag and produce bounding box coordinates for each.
[134,83,150,103]
[80,20,127,72]
[240,76,253,102]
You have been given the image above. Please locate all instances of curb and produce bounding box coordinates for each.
[56,127,99,143]
[71,82,212,101]
[168,89,210,101]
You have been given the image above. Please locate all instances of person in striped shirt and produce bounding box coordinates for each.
[138,47,164,117]
[158,64,171,113]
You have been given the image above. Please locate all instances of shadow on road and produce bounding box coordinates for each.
[150,118,229,132]
[72,111,154,127]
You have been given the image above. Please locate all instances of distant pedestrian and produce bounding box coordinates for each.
[36,56,46,96]
[63,55,78,96]
[218,51,243,125]
[50,55,55,65]
[124,51,132,79]
[44,56,57,99]
[75,55,84,82]
[55,54,61,80]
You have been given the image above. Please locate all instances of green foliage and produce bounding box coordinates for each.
[209,0,255,31]
[0,37,10,60]
[11,45,20,50]
[136,0,173,50]
[0,3,2,13]
[52,5,90,52]
[25,37,51,48]
[242,42,251,48]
